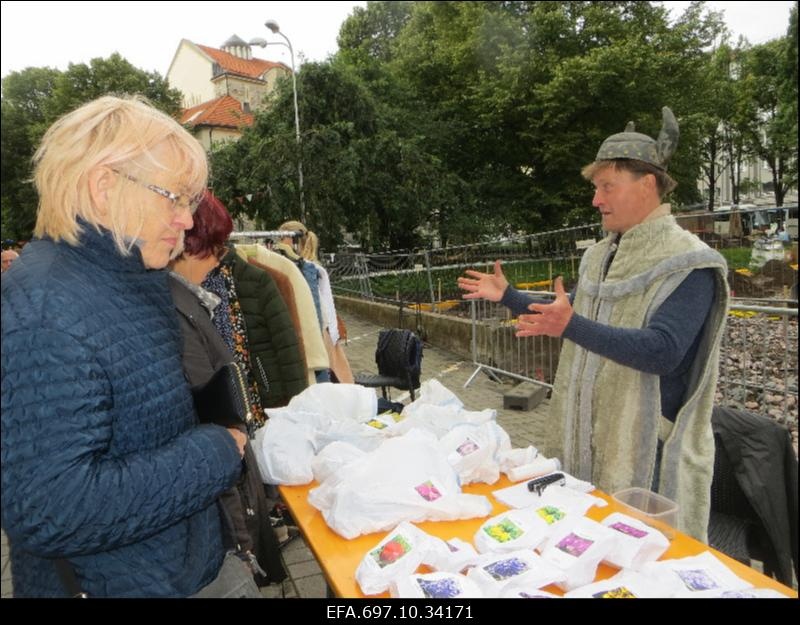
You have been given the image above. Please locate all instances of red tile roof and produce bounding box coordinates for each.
[180,95,254,129]
[197,44,287,80]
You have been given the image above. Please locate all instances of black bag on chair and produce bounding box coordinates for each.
[354,329,423,401]
[191,362,251,428]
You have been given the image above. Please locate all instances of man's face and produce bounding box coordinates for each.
[590,166,656,233]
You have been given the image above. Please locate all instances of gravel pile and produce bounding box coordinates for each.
[716,313,798,456]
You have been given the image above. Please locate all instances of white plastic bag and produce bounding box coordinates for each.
[311,441,365,483]
[253,417,316,485]
[267,382,377,422]
[308,429,492,539]
[440,422,510,485]
[600,512,670,570]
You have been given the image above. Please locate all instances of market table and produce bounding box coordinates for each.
[279,477,797,598]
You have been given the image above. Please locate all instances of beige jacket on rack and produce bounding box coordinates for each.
[236,244,330,385]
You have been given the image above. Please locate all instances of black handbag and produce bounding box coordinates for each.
[191,362,251,428]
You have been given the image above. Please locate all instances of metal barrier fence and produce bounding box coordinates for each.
[327,206,797,422]
[329,205,798,308]
[464,295,798,425]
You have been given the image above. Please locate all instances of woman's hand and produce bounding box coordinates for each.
[226,427,247,458]
[457,260,509,303]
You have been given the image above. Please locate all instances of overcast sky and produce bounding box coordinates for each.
[1,1,795,80]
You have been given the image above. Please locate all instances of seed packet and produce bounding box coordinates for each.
[639,551,753,598]
[390,572,484,599]
[466,550,567,597]
[425,537,480,574]
[355,522,436,595]
[539,517,619,590]
[600,512,669,569]
[564,570,666,598]
[473,508,550,554]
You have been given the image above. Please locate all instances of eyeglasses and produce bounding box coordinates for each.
[112,170,202,214]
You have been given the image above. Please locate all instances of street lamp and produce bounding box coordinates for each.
[249,19,306,223]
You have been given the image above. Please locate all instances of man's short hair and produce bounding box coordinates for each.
[581,159,678,198]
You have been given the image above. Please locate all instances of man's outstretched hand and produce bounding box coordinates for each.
[457,260,509,303]
[516,276,573,338]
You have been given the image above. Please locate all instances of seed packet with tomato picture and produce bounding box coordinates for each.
[355,522,439,595]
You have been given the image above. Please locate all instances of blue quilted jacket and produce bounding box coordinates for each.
[0,223,243,597]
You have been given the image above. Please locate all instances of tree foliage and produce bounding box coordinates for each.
[6,3,796,249]
[228,0,743,248]
[1,54,182,241]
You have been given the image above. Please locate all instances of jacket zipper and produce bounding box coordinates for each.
[230,363,253,424]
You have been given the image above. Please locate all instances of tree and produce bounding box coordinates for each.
[739,38,798,206]
[1,54,182,241]
[1,67,60,240]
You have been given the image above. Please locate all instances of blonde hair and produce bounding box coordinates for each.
[581,159,677,198]
[278,219,307,253]
[301,231,320,263]
[33,95,208,253]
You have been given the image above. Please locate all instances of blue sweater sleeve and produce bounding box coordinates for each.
[561,269,716,375]
[500,285,574,314]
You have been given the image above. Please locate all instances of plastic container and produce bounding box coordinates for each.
[611,487,678,540]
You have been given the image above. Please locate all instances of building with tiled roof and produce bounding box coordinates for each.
[166,35,290,148]
[178,95,254,148]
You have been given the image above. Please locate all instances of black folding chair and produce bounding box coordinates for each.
[354,329,423,401]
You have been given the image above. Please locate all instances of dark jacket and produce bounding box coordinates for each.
[221,248,307,407]
[711,405,798,585]
[0,225,241,597]
[168,275,286,586]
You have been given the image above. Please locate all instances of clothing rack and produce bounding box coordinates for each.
[229,230,302,240]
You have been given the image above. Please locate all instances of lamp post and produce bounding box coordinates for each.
[250,19,306,223]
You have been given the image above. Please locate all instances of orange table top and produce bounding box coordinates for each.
[279,477,797,598]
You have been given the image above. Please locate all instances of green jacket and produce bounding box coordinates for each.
[222,248,308,408]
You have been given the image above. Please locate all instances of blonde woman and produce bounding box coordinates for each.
[300,230,355,383]
[0,96,257,597]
